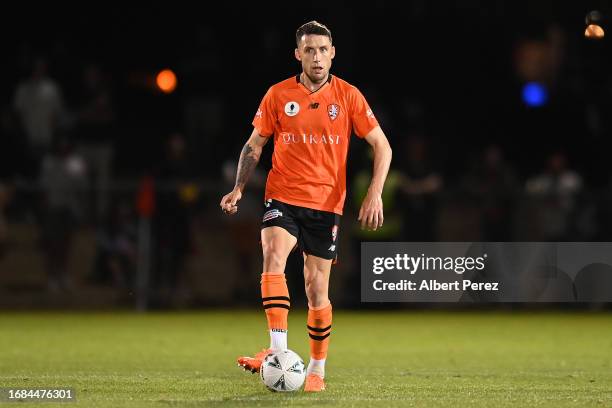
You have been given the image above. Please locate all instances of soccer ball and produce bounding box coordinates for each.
[260,349,305,392]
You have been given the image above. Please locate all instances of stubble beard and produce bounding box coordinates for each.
[304,68,327,85]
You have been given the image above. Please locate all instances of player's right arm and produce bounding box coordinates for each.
[220,128,270,215]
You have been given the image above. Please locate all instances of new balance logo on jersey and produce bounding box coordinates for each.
[280,132,341,145]
[263,209,283,222]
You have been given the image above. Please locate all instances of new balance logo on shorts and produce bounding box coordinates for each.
[263,209,283,222]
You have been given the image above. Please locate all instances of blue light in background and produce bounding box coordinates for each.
[522,82,548,107]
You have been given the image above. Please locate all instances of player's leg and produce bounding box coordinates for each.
[303,253,333,391]
[296,209,339,391]
[237,225,297,373]
[261,226,297,350]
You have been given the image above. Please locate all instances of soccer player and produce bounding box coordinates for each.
[220,21,392,392]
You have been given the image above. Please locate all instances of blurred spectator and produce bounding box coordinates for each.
[397,135,443,240]
[73,63,117,222]
[153,132,200,304]
[345,146,404,306]
[38,136,88,292]
[13,57,65,172]
[525,151,583,240]
[462,145,520,240]
[514,24,564,85]
[90,200,137,290]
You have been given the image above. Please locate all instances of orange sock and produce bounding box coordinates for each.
[261,272,290,331]
[307,302,332,360]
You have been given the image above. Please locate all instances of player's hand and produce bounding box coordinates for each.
[358,190,384,231]
[220,188,242,215]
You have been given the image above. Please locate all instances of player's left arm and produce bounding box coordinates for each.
[358,125,392,231]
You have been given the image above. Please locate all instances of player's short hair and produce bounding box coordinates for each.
[295,21,332,46]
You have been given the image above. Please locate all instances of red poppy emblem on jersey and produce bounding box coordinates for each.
[328,104,340,121]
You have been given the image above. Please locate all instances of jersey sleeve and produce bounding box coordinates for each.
[252,87,276,137]
[349,87,379,138]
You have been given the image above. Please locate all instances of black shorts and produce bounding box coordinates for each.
[261,199,341,260]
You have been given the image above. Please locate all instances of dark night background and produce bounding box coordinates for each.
[1,1,612,309]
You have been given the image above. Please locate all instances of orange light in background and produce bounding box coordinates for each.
[585,24,605,39]
[156,69,177,93]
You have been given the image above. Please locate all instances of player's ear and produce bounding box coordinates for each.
[331,45,335,60]
[294,48,301,61]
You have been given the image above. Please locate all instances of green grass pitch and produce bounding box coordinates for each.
[1,310,611,407]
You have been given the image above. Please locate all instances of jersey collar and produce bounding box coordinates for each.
[296,73,333,95]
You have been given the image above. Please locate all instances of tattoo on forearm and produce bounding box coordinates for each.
[235,143,259,189]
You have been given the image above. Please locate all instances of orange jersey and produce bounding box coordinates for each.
[252,74,379,215]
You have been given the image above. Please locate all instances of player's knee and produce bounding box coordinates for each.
[263,253,286,271]
[305,282,325,299]
[262,242,288,271]
[304,268,328,295]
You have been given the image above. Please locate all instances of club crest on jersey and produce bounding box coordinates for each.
[331,225,339,242]
[284,101,300,117]
[328,104,340,121]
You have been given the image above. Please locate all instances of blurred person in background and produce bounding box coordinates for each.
[398,135,443,241]
[525,151,583,240]
[154,132,200,306]
[38,136,88,293]
[13,57,65,173]
[348,146,403,307]
[461,145,519,241]
[73,63,117,223]
[90,199,137,293]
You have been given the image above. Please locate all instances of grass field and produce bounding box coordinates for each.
[0,310,611,407]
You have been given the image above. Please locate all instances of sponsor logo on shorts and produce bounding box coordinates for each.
[328,244,336,251]
[263,209,283,222]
